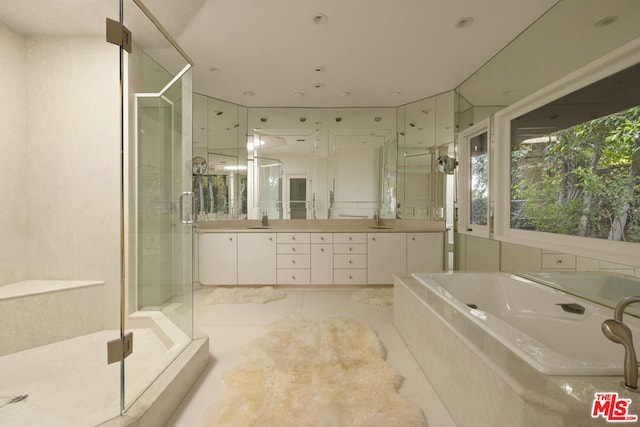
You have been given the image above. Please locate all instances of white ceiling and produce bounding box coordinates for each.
[177,0,560,107]
[0,0,561,107]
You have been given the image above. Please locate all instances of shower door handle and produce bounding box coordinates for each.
[179,191,195,224]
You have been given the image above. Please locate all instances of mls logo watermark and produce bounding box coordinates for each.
[592,392,638,422]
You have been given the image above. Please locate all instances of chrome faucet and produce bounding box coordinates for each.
[602,296,640,392]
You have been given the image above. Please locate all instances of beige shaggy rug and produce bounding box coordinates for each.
[352,288,394,306]
[206,286,287,305]
[202,317,426,427]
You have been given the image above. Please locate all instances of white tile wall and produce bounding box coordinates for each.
[0,23,28,285]
[0,31,122,327]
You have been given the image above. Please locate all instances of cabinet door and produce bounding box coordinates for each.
[238,233,277,284]
[367,233,407,284]
[407,232,444,272]
[311,244,333,284]
[198,233,237,285]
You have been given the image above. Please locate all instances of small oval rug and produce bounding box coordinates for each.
[205,286,287,305]
[351,288,394,306]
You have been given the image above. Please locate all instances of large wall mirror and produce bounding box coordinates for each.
[193,93,454,221]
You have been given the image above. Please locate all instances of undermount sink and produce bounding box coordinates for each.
[247,226,272,229]
[368,226,393,229]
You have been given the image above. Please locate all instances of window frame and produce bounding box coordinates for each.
[458,118,491,239]
[493,37,640,267]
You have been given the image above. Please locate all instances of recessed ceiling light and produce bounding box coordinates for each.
[338,90,351,97]
[314,83,325,89]
[374,117,381,122]
[421,108,431,115]
[455,17,474,29]
[242,91,255,97]
[208,67,221,73]
[595,16,618,28]
[292,91,305,97]
[389,91,401,97]
[314,66,326,73]
[501,89,516,97]
[312,13,328,25]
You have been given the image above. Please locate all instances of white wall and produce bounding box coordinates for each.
[0,23,28,285]
[0,28,122,327]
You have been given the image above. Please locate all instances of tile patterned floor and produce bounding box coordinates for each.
[165,287,457,427]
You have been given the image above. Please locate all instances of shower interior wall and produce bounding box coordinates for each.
[0,21,123,329]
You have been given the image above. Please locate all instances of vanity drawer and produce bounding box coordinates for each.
[277,269,311,285]
[278,254,311,269]
[334,254,366,269]
[334,269,367,285]
[542,253,576,270]
[277,233,310,244]
[334,233,366,244]
[277,243,311,254]
[334,243,367,254]
[311,233,333,244]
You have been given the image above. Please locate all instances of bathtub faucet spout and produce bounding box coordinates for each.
[602,296,640,392]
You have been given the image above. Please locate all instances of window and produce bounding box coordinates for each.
[458,118,490,238]
[495,40,640,266]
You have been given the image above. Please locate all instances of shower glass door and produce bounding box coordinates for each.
[124,0,193,409]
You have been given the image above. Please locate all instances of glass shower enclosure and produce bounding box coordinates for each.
[0,0,194,425]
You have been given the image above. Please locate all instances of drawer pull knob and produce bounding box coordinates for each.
[292,260,296,264]
[349,247,352,251]
[292,275,296,280]
[321,248,324,252]
[556,259,563,264]
[349,237,352,241]
[320,236,324,241]
[349,275,353,279]
[229,237,233,241]
[412,237,416,241]
[293,247,296,252]
[292,236,296,241]
[349,260,352,264]
[372,237,376,241]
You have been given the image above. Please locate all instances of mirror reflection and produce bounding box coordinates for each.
[193,94,454,222]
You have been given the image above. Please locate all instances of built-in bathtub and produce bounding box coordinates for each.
[394,271,640,427]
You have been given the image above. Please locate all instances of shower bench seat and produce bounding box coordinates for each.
[0,280,104,356]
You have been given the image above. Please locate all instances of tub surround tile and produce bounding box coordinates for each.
[394,274,635,426]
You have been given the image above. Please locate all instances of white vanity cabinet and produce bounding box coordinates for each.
[237,233,276,284]
[198,233,237,285]
[367,233,407,284]
[311,233,333,284]
[407,232,444,272]
[277,233,311,285]
[333,233,367,284]
[198,230,444,286]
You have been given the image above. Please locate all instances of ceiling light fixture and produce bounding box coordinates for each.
[292,91,305,97]
[455,17,474,29]
[389,91,401,97]
[314,83,325,89]
[595,16,618,27]
[312,13,328,25]
[208,67,221,73]
[242,91,255,97]
[314,66,326,72]
[338,90,351,97]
